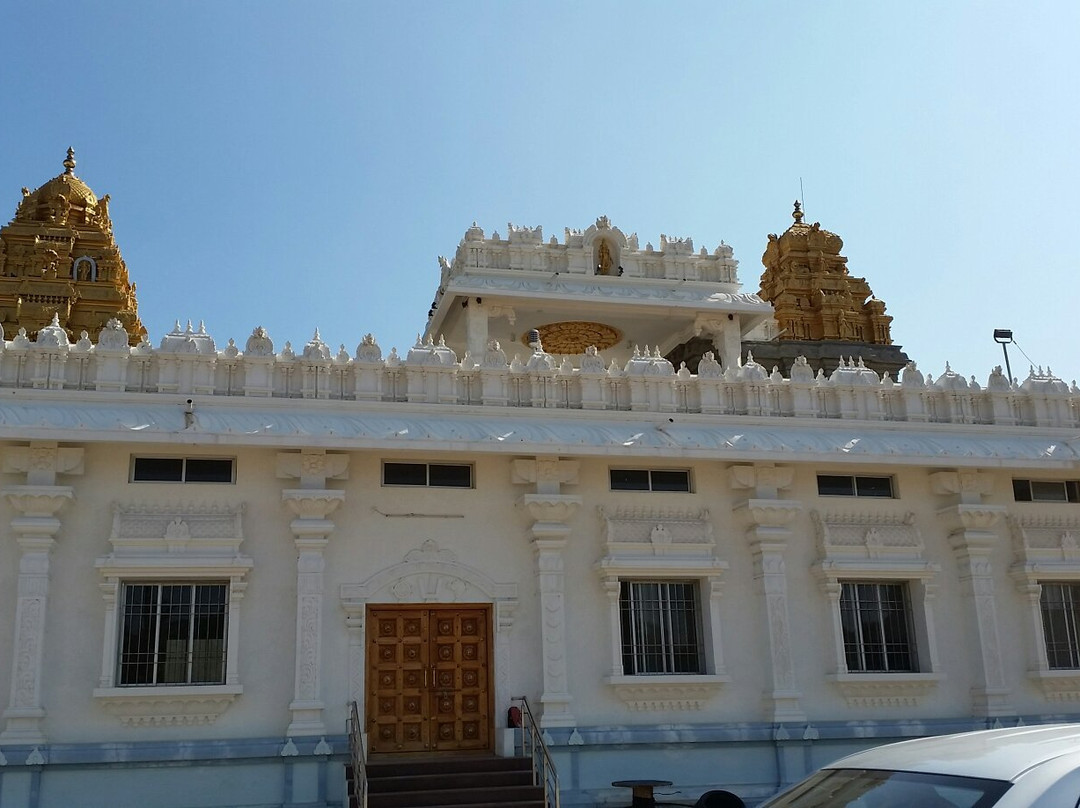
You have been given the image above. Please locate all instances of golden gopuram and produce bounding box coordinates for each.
[743,201,909,377]
[0,148,144,344]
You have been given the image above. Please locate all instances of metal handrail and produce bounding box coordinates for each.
[347,701,368,808]
[512,696,561,808]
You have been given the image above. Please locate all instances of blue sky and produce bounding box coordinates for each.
[2,2,1077,384]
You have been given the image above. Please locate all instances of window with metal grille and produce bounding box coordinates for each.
[839,582,917,673]
[118,583,228,686]
[131,457,234,483]
[619,581,703,675]
[610,469,691,492]
[1041,583,1080,669]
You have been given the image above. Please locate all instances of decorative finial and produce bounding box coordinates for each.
[792,199,804,223]
[63,147,76,175]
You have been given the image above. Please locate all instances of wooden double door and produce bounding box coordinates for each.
[366,605,492,754]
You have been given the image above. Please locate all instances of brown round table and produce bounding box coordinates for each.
[612,779,673,808]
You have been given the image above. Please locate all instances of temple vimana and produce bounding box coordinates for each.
[0,149,144,345]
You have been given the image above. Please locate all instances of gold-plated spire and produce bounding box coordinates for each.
[63,147,76,176]
[792,199,804,224]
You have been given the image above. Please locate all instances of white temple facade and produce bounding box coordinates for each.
[2,166,1080,807]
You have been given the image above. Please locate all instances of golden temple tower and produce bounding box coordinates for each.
[760,201,893,344]
[0,148,145,344]
[742,202,909,376]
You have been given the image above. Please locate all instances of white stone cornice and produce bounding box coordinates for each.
[604,675,728,711]
[93,684,243,726]
[828,673,942,707]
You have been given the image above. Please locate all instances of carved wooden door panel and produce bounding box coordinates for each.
[366,605,491,754]
[368,608,430,753]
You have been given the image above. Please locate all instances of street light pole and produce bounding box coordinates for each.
[993,329,1014,385]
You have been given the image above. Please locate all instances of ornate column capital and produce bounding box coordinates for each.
[282,489,345,522]
[736,498,803,531]
[521,494,581,530]
[4,485,75,519]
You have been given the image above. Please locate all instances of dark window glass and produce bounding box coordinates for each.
[817,475,855,496]
[650,470,691,492]
[611,469,651,491]
[383,462,429,486]
[855,476,893,498]
[132,457,184,482]
[185,458,234,483]
[620,580,702,675]
[1015,479,1080,503]
[1031,481,1068,502]
[428,464,472,488]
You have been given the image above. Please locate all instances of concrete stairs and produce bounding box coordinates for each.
[361,755,545,808]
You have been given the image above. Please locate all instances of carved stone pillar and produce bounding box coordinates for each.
[512,458,580,728]
[1,442,82,745]
[931,471,1011,717]
[278,449,348,737]
[731,463,805,723]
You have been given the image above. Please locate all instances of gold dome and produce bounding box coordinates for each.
[13,148,105,229]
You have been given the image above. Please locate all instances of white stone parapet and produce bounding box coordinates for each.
[1,322,1077,430]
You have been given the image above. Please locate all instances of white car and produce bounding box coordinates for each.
[757,724,1080,808]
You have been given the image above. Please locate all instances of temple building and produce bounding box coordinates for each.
[1,155,1079,808]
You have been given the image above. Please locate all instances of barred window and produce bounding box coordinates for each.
[620,581,703,675]
[119,583,228,686]
[1041,583,1080,669]
[839,582,917,673]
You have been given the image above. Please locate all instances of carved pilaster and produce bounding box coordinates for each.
[737,497,804,723]
[732,463,804,723]
[280,454,347,738]
[1,484,75,744]
[515,457,580,728]
[934,470,1012,717]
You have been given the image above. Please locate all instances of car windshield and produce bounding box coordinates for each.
[761,768,1011,808]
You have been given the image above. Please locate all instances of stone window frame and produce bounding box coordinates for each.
[619,578,706,676]
[812,509,942,707]
[1009,513,1080,700]
[597,506,728,710]
[93,503,251,726]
